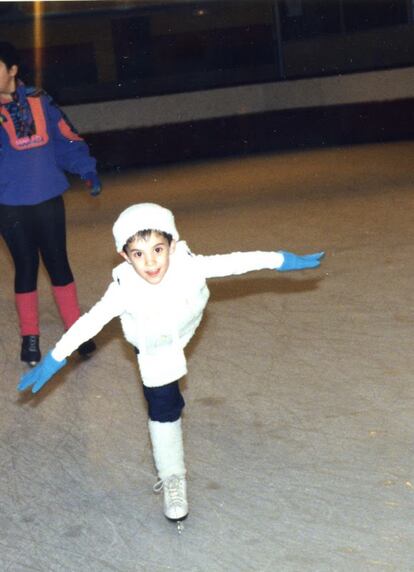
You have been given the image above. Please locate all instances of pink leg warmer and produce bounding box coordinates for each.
[15,291,39,336]
[52,282,81,330]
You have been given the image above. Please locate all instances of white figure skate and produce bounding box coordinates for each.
[154,474,188,526]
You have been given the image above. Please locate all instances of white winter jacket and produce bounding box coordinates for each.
[52,241,284,387]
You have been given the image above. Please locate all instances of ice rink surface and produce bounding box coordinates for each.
[1,140,413,571]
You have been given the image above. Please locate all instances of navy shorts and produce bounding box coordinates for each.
[143,380,185,422]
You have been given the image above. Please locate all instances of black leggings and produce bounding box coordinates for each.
[0,195,74,293]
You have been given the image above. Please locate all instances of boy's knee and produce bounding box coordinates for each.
[143,380,185,422]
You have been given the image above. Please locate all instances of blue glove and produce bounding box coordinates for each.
[18,351,67,394]
[278,251,325,272]
[82,172,102,196]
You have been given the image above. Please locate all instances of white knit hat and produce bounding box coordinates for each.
[112,203,179,251]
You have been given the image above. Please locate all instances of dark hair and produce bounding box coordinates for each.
[0,42,20,69]
[123,229,173,253]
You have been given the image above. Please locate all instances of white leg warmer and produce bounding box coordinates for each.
[148,418,186,481]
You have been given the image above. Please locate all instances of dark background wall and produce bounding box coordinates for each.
[1,0,413,169]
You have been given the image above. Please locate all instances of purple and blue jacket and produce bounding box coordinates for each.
[0,82,96,206]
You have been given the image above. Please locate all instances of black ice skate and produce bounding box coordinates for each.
[77,339,96,358]
[21,335,41,366]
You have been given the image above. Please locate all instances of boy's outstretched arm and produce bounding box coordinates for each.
[197,247,325,279]
[18,352,67,393]
[277,251,324,272]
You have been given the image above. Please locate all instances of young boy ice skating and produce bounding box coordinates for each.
[18,203,324,522]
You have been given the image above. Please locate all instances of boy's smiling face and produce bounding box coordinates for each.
[120,231,175,285]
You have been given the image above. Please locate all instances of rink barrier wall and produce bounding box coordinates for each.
[62,67,414,169]
[84,98,414,170]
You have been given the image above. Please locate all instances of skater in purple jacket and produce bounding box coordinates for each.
[0,42,101,365]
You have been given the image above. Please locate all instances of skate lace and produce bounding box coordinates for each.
[153,475,185,504]
[27,336,38,352]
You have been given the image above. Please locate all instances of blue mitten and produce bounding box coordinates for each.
[18,351,67,394]
[278,251,324,272]
[82,172,102,196]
